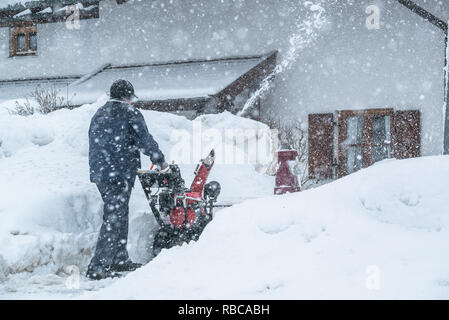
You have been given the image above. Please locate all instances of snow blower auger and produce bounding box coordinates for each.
[137,149,221,257]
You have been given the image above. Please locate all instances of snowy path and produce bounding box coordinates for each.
[0,273,115,300]
[86,156,449,299]
[0,101,274,299]
[0,206,231,300]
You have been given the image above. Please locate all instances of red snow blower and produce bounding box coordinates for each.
[137,149,221,256]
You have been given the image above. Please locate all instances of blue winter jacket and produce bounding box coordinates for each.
[88,100,165,186]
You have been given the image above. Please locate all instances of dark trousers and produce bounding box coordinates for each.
[88,178,134,273]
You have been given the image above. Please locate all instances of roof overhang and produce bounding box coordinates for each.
[0,51,278,116]
[397,0,447,32]
[0,0,100,26]
[70,51,278,111]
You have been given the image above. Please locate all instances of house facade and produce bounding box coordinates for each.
[0,0,447,179]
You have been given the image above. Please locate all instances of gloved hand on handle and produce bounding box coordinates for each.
[158,161,170,174]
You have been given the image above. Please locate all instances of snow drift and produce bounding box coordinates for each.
[88,156,449,299]
[1,97,448,299]
[0,97,274,284]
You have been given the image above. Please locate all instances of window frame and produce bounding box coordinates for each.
[337,108,394,178]
[10,24,38,57]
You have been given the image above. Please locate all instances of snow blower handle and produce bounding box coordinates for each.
[151,161,170,174]
[150,163,168,173]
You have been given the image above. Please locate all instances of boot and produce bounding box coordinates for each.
[86,269,122,281]
[110,261,143,272]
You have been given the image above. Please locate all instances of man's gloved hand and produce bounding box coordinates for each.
[161,212,171,225]
[158,161,170,174]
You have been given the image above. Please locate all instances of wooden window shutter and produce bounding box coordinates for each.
[308,113,334,179]
[393,110,421,159]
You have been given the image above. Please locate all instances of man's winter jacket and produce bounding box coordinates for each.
[88,100,165,185]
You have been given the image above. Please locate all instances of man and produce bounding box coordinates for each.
[87,79,168,280]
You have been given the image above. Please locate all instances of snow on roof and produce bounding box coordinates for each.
[0,1,85,10]
[411,0,449,25]
[82,4,97,11]
[0,1,99,16]
[0,0,47,10]
[0,54,269,107]
[56,2,83,12]
[0,0,26,9]
[37,6,52,14]
[69,56,265,105]
[13,8,31,17]
[0,77,79,105]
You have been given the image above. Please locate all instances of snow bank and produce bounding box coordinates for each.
[89,156,449,299]
[0,97,274,282]
[0,0,27,9]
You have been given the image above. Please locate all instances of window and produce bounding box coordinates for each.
[344,115,365,174]
[337,109,393,177]
[309,109,421,180]
[10,25,37,57]
[371,115,392,163]
[29,32,37,51]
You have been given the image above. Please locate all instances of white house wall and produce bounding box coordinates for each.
[0,0,308,79]
[0,0,446,155]
[0,17,100,79]
[271,0,446,157]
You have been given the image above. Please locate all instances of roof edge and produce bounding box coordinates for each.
[105,52,274,71]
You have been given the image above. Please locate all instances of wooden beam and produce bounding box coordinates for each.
[397,0,447,32]
[0,1,100,27]
[0,75,81,84]
[442,25,449,154]
[109,53,270,70]
[215,51,278,113]
[134,97,209,113]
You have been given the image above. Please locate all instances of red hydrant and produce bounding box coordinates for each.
[274,149,301,195]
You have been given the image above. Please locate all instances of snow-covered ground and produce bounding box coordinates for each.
[1,99,448,299]
[85,156,449,299]
[0,97,274,298]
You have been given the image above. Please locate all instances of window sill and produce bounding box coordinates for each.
[9,51,38,57]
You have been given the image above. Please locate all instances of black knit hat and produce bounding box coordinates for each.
[110,79,138,100]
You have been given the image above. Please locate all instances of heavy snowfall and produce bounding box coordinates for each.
[0,96,448,299]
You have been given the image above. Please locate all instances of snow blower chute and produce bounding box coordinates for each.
[137,149,221,256]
